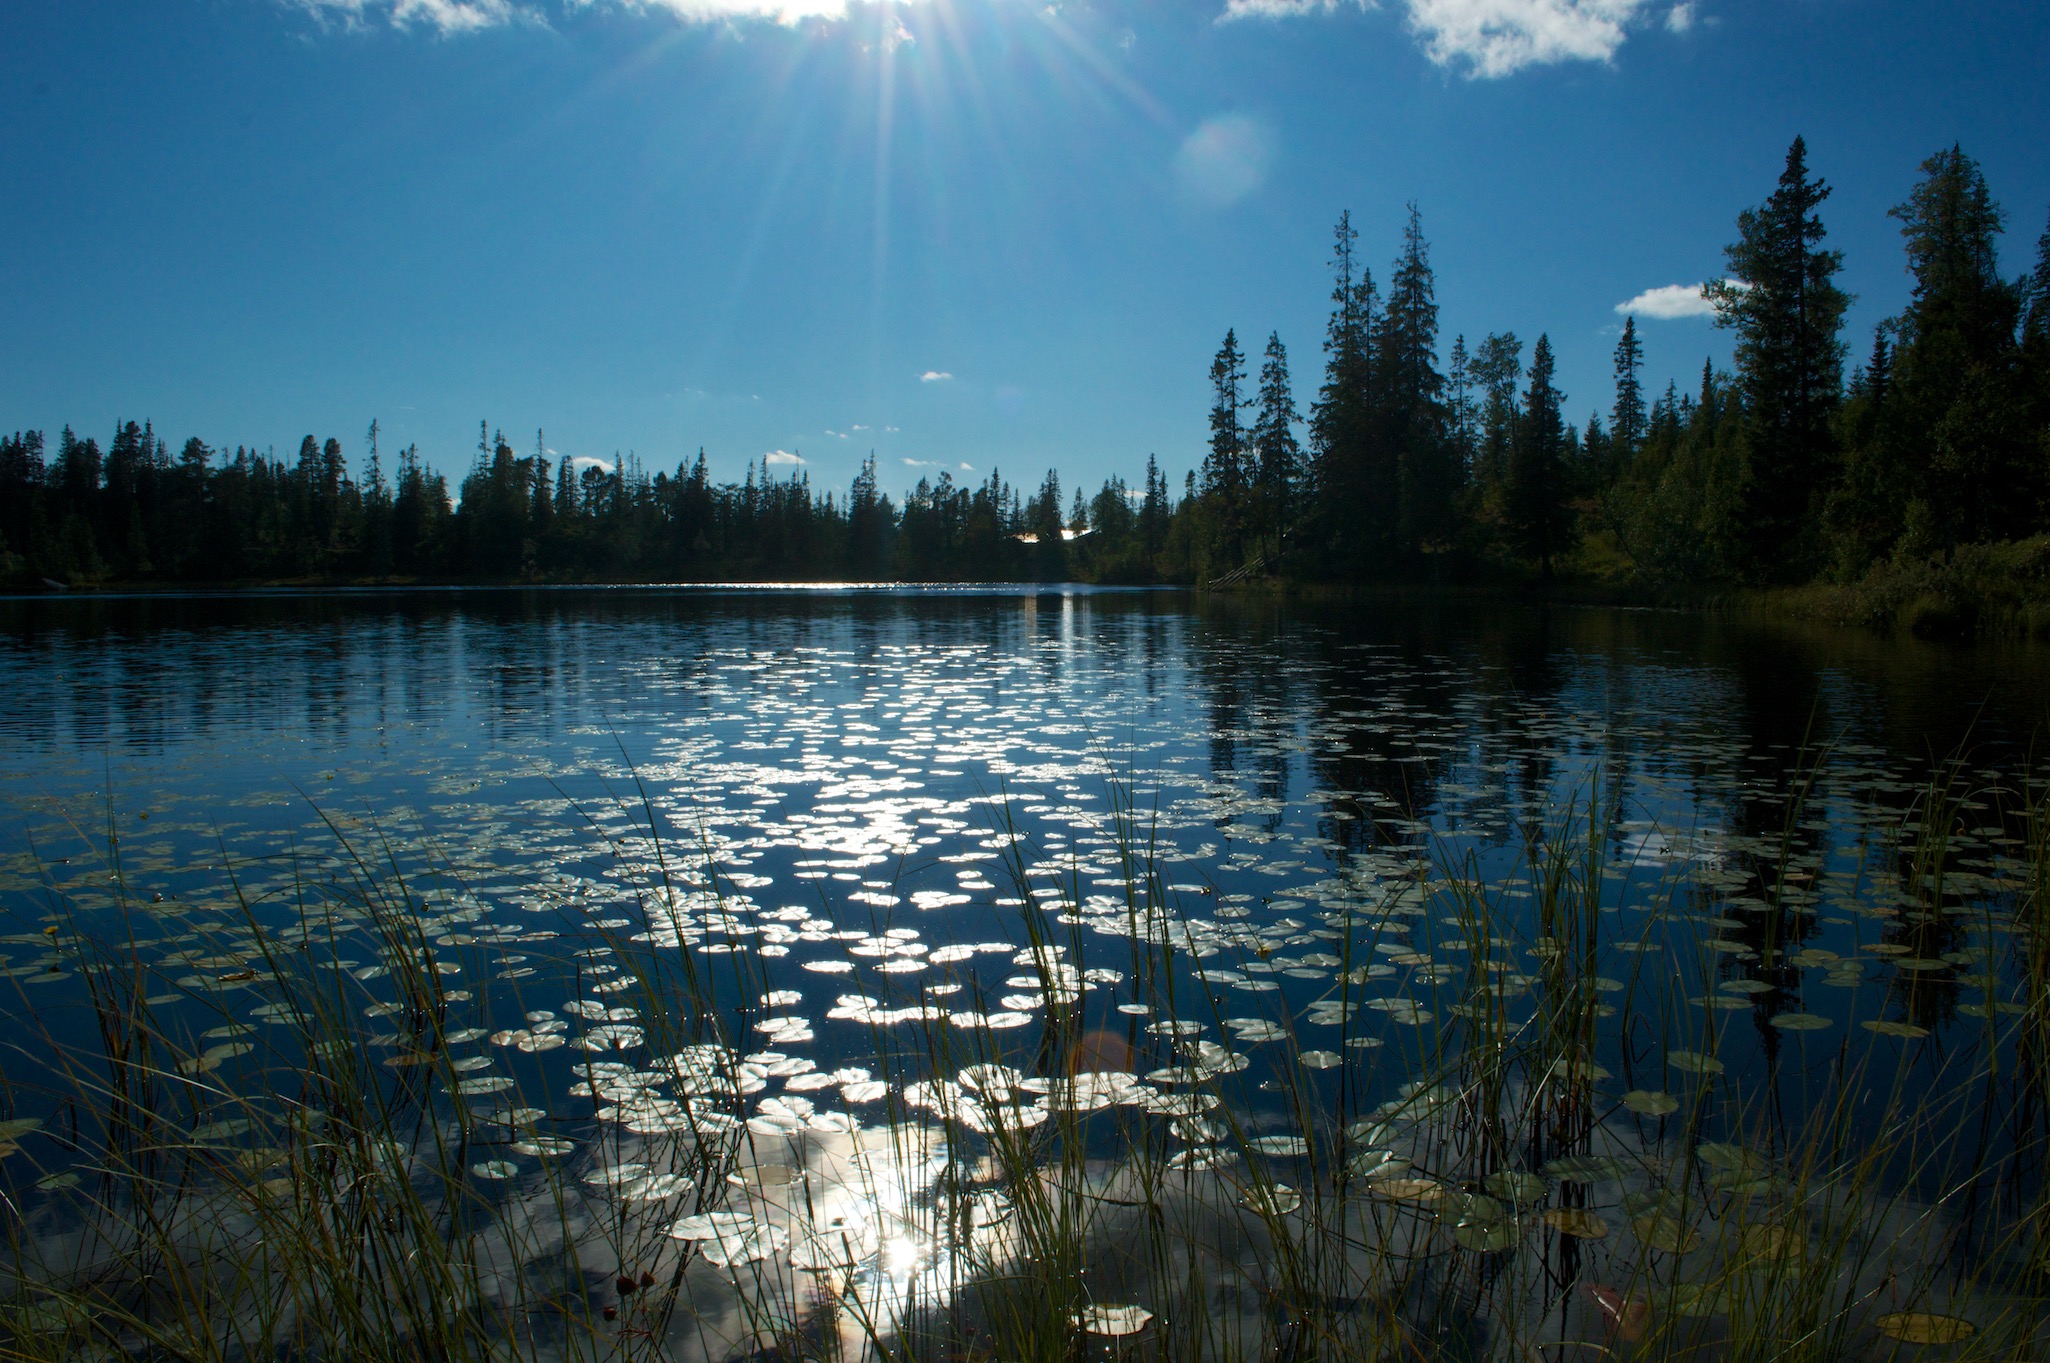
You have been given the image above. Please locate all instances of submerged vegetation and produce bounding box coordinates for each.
[6,140,2049,620]
[4,744,2050,1362]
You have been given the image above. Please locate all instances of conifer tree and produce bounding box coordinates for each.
[1471,333,1522,506]
[1380,203,1452,559]
[1506,334,1569,580]
[1708,135,1849,579]
[1309,211,1380,577]
[1204,329,1251,565]
[1249,331,1301,560]
[1879,145,2030,553]
[2025,207,2050,347]
[1446,335,1476,480]
[1610,315,1646,457]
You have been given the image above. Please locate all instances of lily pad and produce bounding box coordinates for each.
[1874,1312,1974,1344]
[1695,1142,1764,1172]
[1452,1216,1520,1252]
[1738,1222,1804,1258]
[1768,1011,1832,1031]
[1622,1089,1680,1116]
[1668,1050,1725,1075]
[1078,1305,1154,1337]
[1242,1183,1302,1215]
[1369,1177,1446,1202]
[1484,1169,1548,1203]
[1543,1208,1609,1239]
[1443,1193,1518,1252]
[1631,1212,1701,1253]
[1668,1280,1725,1318]
[1543,1153,1632,1183]
[1861,1019,1930,1039]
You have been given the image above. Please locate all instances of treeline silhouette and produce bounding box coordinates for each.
[5,139,2046,591]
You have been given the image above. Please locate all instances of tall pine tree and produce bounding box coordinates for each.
[1249,331,1302,562]
[1707,135,1849,580]
[1308,211,1382,578]
[1610,315,1646,458]
[1507,334,1569,581]
[1380,203,1452,560]
[1204,329,1251,567]
[1880,145,2030,553]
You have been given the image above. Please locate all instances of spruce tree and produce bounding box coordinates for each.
[1249,331,1301,561]
[1708,135,1850,579]
[1380,203,1452,559]
[1308,211,1380,578]
[1447,335,1476,481]
[1471,333,1522,508]
[1610,315,1646,458]
[2025,207,2050,347]
[1506,334,1569,581]
[1204,329,1250,566]
[1883,145,2029,551]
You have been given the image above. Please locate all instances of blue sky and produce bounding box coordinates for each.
[3,0,2045,500]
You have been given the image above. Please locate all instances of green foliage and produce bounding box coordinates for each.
[1709,136,1851,580]
[8,140,2049,598]
[1506,336,1573,579]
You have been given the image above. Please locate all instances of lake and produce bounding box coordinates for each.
[1,587,2047,1361]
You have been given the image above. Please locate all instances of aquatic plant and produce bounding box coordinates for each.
[0,748,2047,1362]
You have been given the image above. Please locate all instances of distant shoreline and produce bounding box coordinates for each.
[12,559,2050,644]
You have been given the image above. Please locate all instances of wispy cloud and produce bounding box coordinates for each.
[600,0,876,24]
[286,0,901,32]
[1174,113,1271,209]
[1664,1,1694,32]
[289,0,536,34]
[918,370,953,383]
[1615,282,1716,319]
[1405,0,1651,77]
[1221,0,1659,77]
[764,449,805,464]
[1218,0,1361,20]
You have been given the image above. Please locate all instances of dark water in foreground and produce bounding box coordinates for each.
[2,586,2048,1358]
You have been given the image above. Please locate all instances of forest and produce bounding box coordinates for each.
[4,140,2048,601]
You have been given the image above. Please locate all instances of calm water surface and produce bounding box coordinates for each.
[3,587,2047,1357]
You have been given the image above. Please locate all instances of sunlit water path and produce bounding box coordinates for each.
[2,587,2048,1360]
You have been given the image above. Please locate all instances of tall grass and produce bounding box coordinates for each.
[1,758,2047,1362]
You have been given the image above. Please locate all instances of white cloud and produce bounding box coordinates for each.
[1220,0,1660,77]
[1174,114,1271,209]
[394,0,526,30]
[1217,0,1361,21]
[1664,1,1693,32]
[764,449,805,464]
[1405,0,1651,77]
[1614,282,1716,320]
[287,0,903,32]
[918,370,953,383]
[288,0,535,34]
[569,455,615,473]
[614,0,870,24]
